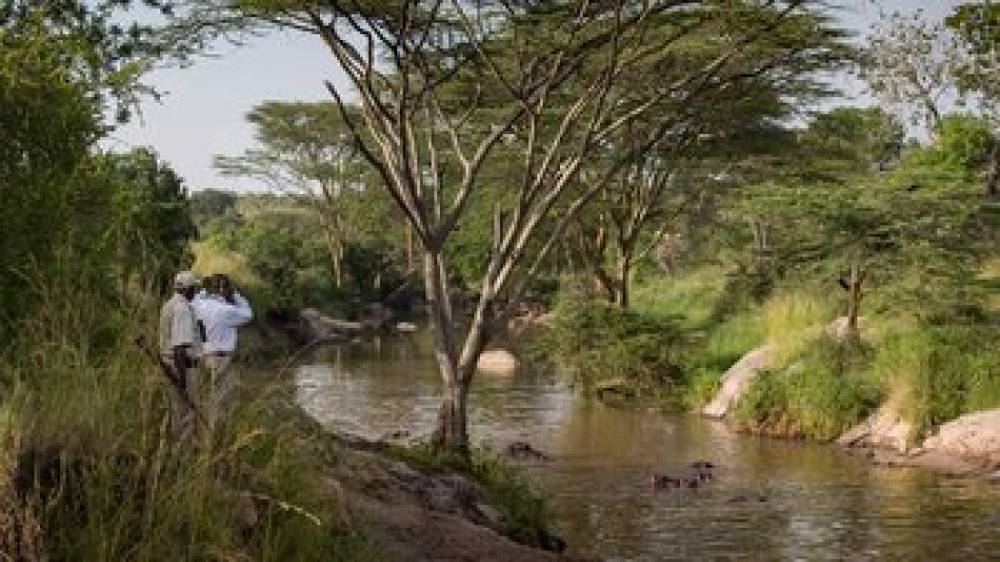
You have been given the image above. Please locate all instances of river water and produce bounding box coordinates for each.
[295,332,1000,561]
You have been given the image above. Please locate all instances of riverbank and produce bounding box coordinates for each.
[521,266,1000,482]
[0,309,570,562]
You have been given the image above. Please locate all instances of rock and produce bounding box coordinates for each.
[477,349,519,375]
[837,399,916,454]
[594,378,636,401]
[701,345,775,418]
[538,531,567,553]
[922,408,1000,468]
[475,502,505,527]
[506,311,554,339]
[825,316,861,342]
[300,308,363,341]
[359,303,394,330]
[395,321,418,332]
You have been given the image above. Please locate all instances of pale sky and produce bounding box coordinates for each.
[108,0,961,193]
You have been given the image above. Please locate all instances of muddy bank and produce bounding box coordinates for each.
[320,431,581,562]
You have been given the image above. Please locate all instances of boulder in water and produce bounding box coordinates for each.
[838,399,916,453]
[923,408,1000,468]
[300,308,363,341]
[477,349,519,375]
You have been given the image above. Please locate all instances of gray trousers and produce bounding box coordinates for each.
[166,359,201,443]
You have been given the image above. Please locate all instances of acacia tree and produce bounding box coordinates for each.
[215,102,377,286]
[171,0,848,456]
[566,57,840,308]
[863,10,964,136]
[948,2,1000,197]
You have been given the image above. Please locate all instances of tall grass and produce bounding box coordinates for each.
[869,327,1000,436]
[0,272,374,561]
[733,338,878,440]
[759,290,836,367]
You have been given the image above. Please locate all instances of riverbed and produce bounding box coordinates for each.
[295,333,1000,561]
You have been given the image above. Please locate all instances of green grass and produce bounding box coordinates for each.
[0,276,375,561]
[733,337,878,440]
[869,326,1000,436]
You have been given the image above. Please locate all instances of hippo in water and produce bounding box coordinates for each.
[504,441,549,461]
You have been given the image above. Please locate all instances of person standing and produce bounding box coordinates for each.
[159,271,203,441]
[193,274,253,428]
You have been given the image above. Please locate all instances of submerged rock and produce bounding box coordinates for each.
[299,308,363,341]
[838,399,916,454]
[701,345,775,418]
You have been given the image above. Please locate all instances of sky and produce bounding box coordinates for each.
[108,0,963,193]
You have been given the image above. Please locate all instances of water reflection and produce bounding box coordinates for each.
[296,332,1000,561]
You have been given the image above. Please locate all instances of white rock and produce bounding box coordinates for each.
[701,345,775,418]
[923,408,1000,467]
[477,349,519,376]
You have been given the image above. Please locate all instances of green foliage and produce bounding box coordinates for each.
[531,285,683,394]
[733,338,878,441]
[871,326,1000,436]
[798,107,906,174]
[923,114,997,172]
[0,267,374,561]
[236,209,337,311]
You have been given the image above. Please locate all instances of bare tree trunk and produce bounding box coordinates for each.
[422,247,478,457]
[405,224,415,273]
[985,144,999,198]
[845,260,863,341]
[433,378,470,456]
[616,248,632,309]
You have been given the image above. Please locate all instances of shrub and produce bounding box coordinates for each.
[869,326,1000,435]
[733,338,877,441]
[536,290,684,395]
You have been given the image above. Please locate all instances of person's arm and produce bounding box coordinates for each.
[222,292,253,327]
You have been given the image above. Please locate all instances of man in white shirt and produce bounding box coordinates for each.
[193,274,253,427]
[159,271,203,441]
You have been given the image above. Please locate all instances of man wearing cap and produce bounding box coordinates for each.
[192,273,253,428]
[159,270,203,440]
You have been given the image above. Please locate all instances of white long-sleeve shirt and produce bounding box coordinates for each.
[193,292,253,354]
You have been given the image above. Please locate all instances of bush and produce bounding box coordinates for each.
[533,289,684,395]
[733,338,877,441]
[759,290,836,367]
[870,326,1000,435]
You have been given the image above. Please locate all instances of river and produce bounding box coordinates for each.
[295,332,1000,561]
